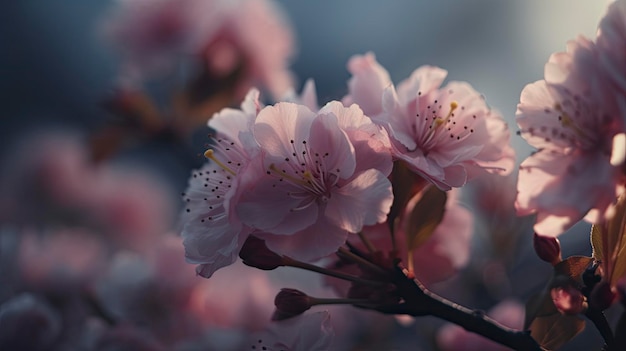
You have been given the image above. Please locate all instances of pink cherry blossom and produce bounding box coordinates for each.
[515,36,625,236]
[103,0,295,98]
[236,101,393,261]
[181,89,261,277]
[18,229,107,292]
[246,311,334,351]
[437,300,524,351]
[344,52,515,190]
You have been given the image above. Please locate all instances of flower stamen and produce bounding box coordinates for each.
[204,149,236,176]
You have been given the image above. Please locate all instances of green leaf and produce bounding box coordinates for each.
[405,185,447,251]
[529,313,585,351]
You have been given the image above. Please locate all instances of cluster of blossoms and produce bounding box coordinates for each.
[6,0,626,349]
[102,0,294,99]
[181,53,514,279]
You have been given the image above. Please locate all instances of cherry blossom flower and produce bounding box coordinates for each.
[515,36,625,236]
[437,300,524,351]
[103,0,295,98]
[181,89,261,277]
[344,52,515,190]
[236,101,393,261]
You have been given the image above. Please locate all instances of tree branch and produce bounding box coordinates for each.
[391,265,542,351]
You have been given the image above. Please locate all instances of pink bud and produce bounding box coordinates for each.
[272,288,311,321]
[551,285,587,315]
[533,233,562,265]
[239,236,285,270]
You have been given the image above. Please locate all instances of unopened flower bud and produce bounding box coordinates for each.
[590,281,617,311]
[550,285,587,315]
[533,233,562,265]
[239,236,285,270]
[272,288,312,321]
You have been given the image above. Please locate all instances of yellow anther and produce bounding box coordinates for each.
[204,149,236,176]
[430,101,459,130]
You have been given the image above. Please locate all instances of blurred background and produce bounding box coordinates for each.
[0,1,616,350]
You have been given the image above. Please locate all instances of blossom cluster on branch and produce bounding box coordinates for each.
[2,0,626,350]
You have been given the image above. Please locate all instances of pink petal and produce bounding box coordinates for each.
[309,112,356,180]
[236,172,318,235]
[343,52,392,116]
[516,149,617,236]
[254,102,316,166]
[326,169,393,233]
[259,218,348,262]
[396,65,448,106]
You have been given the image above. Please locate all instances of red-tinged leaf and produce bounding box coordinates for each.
[553,256,593,285]
[529,313,585,351]
[387,161,427,234]
[525,256,592,329]
[405,185,447,251]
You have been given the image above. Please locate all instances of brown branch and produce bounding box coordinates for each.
[391,265,542,351]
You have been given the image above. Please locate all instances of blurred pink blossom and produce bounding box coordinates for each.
[18,229,107,292]
[437,300,524,351]
[515,36,624,236]
[0,132,175,251]
[343,52,515,190]
[236,101,393,261]
[103,0,295,98]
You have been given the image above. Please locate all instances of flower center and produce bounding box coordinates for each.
[555,103,597,147]
[421,101,460,145]
[266,139,339,211]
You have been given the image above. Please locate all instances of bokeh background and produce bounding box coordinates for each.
[0,1,616,350]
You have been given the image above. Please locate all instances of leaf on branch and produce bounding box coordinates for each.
[529,313,585,351]
[553,256,593,286]
[387,161,427,233]
[524,256,592,329]
[524,290,558,329]
[405,184,447,252]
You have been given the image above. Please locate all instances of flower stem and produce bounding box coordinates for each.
[357,231,377,254]
[337,247,389,276]
[282,256,384,286]
[585,308,615,350]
